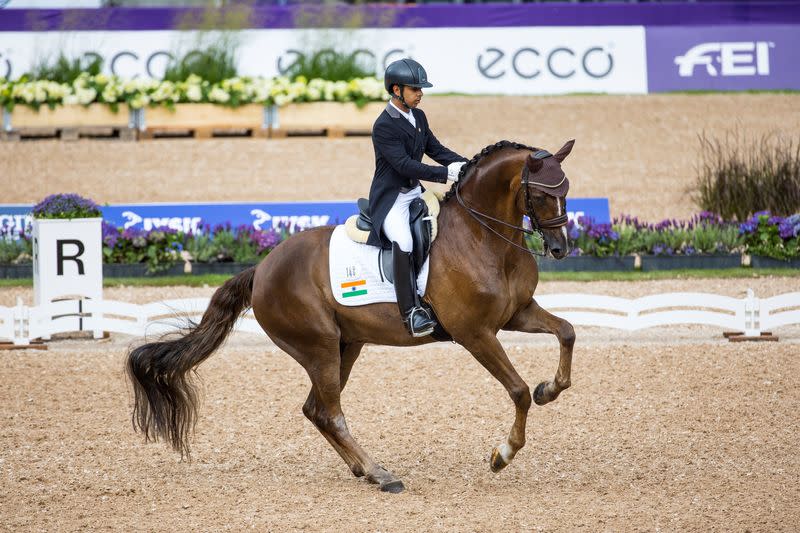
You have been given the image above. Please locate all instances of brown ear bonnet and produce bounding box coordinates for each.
[525,140,574,197]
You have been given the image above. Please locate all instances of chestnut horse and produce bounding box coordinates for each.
[127,140,576,493]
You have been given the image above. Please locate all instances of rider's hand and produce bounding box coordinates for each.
[447,162,466,182]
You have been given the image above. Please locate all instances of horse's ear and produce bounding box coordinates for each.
[553,139,575,163]
[526,154,544,173]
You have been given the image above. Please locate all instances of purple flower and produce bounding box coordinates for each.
[778,214,800,239]
[739,220,757,234]
[32,193,101,219]
[102,221,119,248]
[252,229,282,253]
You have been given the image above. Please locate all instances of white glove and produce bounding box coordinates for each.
[447,162,466,182]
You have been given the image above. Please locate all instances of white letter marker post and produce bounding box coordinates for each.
[33,217,103,340]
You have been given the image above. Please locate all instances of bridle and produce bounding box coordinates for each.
[454,152,568,257]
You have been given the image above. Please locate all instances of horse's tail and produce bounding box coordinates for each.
[126,266,257,457]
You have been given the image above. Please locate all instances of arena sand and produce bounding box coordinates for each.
[1,278,799,532]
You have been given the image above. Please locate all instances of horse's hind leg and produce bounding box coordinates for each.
[461,333,531,473]
[504,298,575,406]
[300,342,365,473]
[290,340,404,492]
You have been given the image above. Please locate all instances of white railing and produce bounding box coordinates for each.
[1,290,798,346]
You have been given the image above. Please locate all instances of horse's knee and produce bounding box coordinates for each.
[509,383,531,410]
[559,321,575,348]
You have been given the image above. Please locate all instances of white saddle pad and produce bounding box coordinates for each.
[329,225,430,307]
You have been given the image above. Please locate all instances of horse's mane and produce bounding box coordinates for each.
[442,140,537,203]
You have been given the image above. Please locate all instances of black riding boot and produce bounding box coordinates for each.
[392,242,435,337]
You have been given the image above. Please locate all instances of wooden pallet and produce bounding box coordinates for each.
[138,126,268,140]
[1,126,136,142]
[139,104,268,141]
[270,127,371,139]
[0,340,47,351]
[3,105,134,141]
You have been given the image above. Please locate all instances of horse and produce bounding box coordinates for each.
[127,139,577,494]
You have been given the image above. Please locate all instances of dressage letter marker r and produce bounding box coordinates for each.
[56,239,85,275]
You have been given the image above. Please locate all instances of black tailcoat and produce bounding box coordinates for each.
[366,102,467,247]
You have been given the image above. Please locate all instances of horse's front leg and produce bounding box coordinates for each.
[461,333,531,473]
[504,298,575,406]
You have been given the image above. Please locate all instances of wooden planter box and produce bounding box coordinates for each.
[271,101,385,137]
[138,103,267,139]
[2,104,135,141]
[103,263,186,277]
[536,255,636,272]
[640,254,742,271]
[0,263,32,279]
[188,262,257,275]
[749,255,800,269]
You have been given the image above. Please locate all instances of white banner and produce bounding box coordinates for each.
[0,26,647,94]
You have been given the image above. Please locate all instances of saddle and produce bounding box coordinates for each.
[345,190,441,283]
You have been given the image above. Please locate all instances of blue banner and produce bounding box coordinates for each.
[1,198,610,240]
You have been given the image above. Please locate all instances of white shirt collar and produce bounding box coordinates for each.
[389,100,416,127]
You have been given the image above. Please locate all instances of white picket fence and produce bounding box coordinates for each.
[1,290,799,346]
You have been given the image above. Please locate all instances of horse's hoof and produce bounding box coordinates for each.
[490,447,509,473]
[533,382,549,406]
[380,479,405,493]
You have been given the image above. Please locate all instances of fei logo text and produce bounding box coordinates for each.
[674,42,773,77]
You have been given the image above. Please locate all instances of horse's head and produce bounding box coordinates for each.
[521,140,574,259]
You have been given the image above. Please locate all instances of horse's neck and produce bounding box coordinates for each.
[438,151,529,265]
[450,151,526,238]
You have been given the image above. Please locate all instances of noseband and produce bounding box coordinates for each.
[454,159,568,257]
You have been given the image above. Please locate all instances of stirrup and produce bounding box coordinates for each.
[406,307,435,337]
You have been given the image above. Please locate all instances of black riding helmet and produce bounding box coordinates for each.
[384,58,433,106]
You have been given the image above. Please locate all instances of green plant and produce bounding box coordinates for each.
[693,130,800,220]
[739,212,800,260]
[24,52,103,84]
[283,49,374,82]
[163,38,239,84]
[102,224,182,274]
[0,237,32,264]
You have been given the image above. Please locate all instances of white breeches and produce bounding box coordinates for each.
[382,186,421,252]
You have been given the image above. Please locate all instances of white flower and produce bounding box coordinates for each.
[208,87,230,103]
[102,86,118,103]
[274,93,291,107]
[129,93,150,109]
[186,84,202,102]
[34,84,47,103]
[63,94,79,106]
[76,87,97,105]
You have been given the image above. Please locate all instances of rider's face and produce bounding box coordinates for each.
[393,85,423,109]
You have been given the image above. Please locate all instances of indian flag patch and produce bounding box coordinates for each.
[341,279,368,298]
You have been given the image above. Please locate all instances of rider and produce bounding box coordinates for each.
[366,58,468,337]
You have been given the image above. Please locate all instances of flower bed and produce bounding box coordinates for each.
[0,74,385,112]
[3,200,799,278]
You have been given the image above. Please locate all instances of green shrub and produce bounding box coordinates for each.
[24,53,103,84]
[0,237,32,264]
[693,130,800,220]
[283,49,374,82]
[163,39,239,84]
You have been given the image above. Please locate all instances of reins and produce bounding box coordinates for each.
[454,153,568,257]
